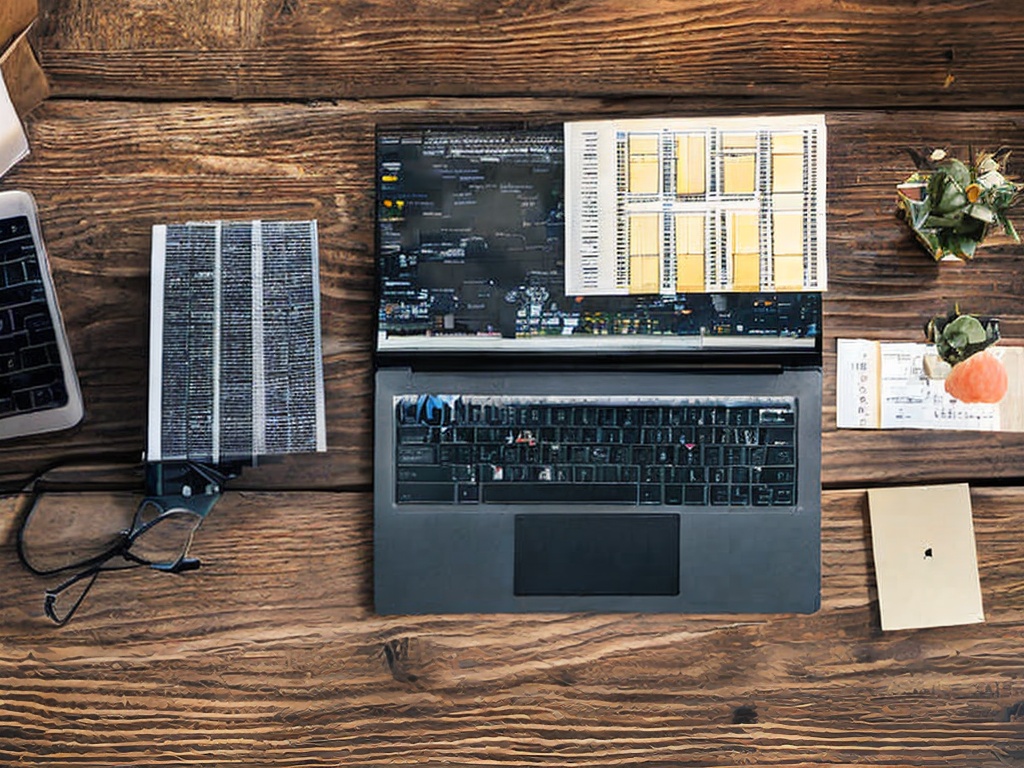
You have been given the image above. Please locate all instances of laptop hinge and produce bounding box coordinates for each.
[376,351,814,375]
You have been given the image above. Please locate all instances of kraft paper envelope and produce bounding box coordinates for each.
[867,483,984,631]
[0,0,36,53]
[1,27,50,117]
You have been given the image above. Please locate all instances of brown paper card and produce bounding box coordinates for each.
[868,483,984,631]
[0,0,36,53]
[0,28,49,116]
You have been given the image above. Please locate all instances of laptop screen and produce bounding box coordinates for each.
[375,117,825,355]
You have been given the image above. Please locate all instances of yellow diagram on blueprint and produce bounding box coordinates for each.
[564,115,827,296]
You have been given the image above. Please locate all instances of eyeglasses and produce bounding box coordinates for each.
[15,460,237,625]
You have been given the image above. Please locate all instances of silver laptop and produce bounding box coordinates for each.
[374,116,825,613]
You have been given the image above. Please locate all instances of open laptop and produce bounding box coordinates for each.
[374,115,825,614]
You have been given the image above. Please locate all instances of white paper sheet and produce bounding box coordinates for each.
[836,339,1015,431]
[0,68,28,178]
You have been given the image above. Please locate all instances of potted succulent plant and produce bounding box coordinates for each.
[897,149,1022,261]
[923,307,1007,404]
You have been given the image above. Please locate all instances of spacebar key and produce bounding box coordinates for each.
[482,483,637,504]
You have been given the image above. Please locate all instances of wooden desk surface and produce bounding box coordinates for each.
[2,1,1024,764]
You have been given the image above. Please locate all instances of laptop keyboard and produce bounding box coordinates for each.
[394,394,797,507]
[0,215,68,417]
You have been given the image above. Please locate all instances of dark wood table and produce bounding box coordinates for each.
[2,1,1024,764]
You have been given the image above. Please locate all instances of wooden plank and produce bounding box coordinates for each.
[1,487,1022,764]
[31,0,1024,105]
[3,101,1024,488]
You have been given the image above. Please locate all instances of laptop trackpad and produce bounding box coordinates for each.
[514,514,680,596]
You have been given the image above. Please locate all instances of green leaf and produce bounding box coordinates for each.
[944,158,973,188]
[1003,215,1021,242]
[935,180,967,214]
[946,314,988,344]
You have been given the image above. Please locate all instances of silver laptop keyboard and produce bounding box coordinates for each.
[393,394,797,507]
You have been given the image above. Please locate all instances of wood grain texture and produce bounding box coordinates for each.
[29,0,1024,106]
[2,100,1024,487]
[3,4,1024,766]
[1,488,1023,766]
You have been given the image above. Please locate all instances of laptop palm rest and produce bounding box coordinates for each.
[514,514,680,596]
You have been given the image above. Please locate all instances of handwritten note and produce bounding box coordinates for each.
[837,339,1008,431]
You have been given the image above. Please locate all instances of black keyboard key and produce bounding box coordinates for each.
[551,406,571,425]
[397,483,455,503]
[752,485,775,506]
[398,426,432,444]
[760,467,795,484]
[759,407,795,425]
[452,464,474,482]
[508,465,530,482]
[397,399,419,424]
[728,407,756,426]
[639,484,661,504]
[710,485,730,505]
[20,345,52,369]
[684,485,707,505]
[397,465,451,483]
[772,486,795,505]
[573,465,595,483]
[0,284,35,308]
[482,483,637,504]
[3,367,58,391]
[396,445,437,465]
[766,446,796,465]
[730,485,750,505]
[633,446,653,465]
[3,262,25,286]
[665,485,683,505]
[570,446,591,464]
[763,427,795,445]
[458,484,479,503]
[30,386,58,408]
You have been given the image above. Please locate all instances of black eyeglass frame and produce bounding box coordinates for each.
[15,459,243,626]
